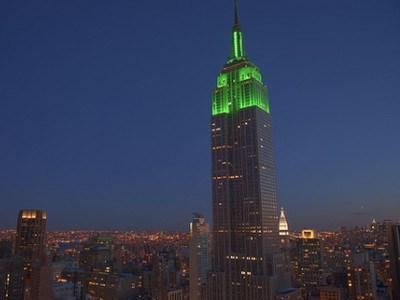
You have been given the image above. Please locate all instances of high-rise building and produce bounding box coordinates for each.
[189,213,209,300]
[295,230,322,297]
[209,1,291,299]
[388,224,400,300]
[15,210,47,275]
[14,209,52,300]
[151,251,181,300]
[347,252,377,300]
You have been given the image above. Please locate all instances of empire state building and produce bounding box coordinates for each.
[209,1,291,299]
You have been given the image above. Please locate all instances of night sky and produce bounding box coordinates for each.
[1,0,399,230]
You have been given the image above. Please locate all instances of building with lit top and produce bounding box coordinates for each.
[279,208,290,248]
[14,209,53,300]
[279,208,289,237]
[295,230,322,297]
[15,210,47,275]
[208,1,291,299]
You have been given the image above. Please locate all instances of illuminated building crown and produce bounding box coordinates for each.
[279,207,289,236]
[212,0,270,116]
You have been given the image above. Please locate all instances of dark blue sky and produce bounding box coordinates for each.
[1,0,399,230]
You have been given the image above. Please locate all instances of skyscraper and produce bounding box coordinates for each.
[388,224,400,300]
[14,209,51,300]
[347,252,377,300]
[189,213,210,300]
[209,1,290,299]
[15,210,47,275]
[295,230,322,297]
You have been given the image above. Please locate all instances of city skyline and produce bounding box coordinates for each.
[1,0,400,230]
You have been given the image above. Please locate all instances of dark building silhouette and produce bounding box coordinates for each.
[208,1,291,299]
[0,241,13,259]
[30,254,54,300]
[0,254,24,300]
[389,224,400,300]
[151,251,181,300]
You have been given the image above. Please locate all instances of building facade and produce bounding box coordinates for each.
[15,210,47,275]
[319,286,344,300]
[295,230,322,297]
[347,252,377,300]
[209,1,290,299]
[0,256,24,300]
[388,224,400,300]
[30,254,54,300]
[15,209,51,299]
[189,214,210,300]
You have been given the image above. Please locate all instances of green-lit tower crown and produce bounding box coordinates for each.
[212,0,270,116]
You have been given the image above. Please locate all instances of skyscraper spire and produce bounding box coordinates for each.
[230,0,245,61]
[234,0,239,25]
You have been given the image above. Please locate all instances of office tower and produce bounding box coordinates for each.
[209,1,291,299]
[347,252,377,300]
[15,210,47,275]
[189,214,209,300]
[296,230,323,297]
[14,209,49,299]
[279,208,290,246]
[388,224,400,300]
